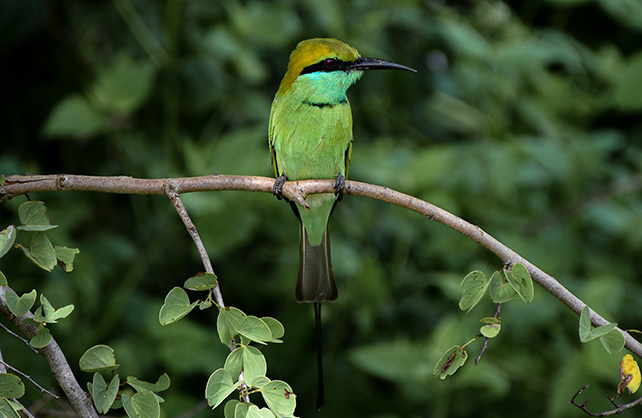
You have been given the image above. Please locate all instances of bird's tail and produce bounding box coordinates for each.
[296,224,338,302]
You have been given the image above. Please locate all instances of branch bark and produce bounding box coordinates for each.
[0,286,98,418]
[2,173,641,360]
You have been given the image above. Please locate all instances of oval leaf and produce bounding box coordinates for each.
[480,317,501,338]
[17,201,58,231]
[30,327,52,349]
[205,369,242,410]
[127,374,171,393]
[159,287,198,326]
[507,263,534,303]
[489,270,517,303]
[79,344,119,373]
[579,306,618,342]
[459,270,490,312]
[239,316,272,344]
[93,372,119,413]
[0,374,25,399]
[0,225,16,259]
[184,272,218,291]
[247,405,276,418]
[224,400,248,418]
[223,348,243,379]
[18,233,57,271]
[126,389,161,418]
[260,380,295,416]
[433,345,468,380]
[600,329,626,354]
[243,346,267,387]
[5,289,36,317]
[217,307,247,346]
[0,397,20,418]
[261,317,285,342]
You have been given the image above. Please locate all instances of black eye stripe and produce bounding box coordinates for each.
[300,58,350,75]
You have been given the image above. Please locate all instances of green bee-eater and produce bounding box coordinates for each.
[269,38,415,406]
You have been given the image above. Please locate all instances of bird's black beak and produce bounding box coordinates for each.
[349,57,417,73]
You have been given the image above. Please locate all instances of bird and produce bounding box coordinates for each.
[268,38,416,408]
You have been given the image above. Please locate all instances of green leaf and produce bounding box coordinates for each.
[90,53,157,114]
[217,307,247,347]
[238,316,272,344]
[459,270,490,312]
[224,400,249,418]
[17,233,57,271]
[205,369,243,410]
[199,300,213,310]
[33,295,74,324]
[158,287,198,326]
[479,317,501,338]
[260,380,296,417]
[489,270,517,303]
[0,271,7,286]
[579,306,618,342]
[93,373,119,413]
[17,201,58,231]
[247,405,276,418]
[5,289,36,317]
[42,94,108,138]
[0,374,25,399]
[251,376,271,389]
[121,389,160,418]
[600,329,626,354]
[79,345,119,373]
[433,345,468,379]
[615,52,642,110]
[184,272,218,291]
[54,246,80,272]
[224,348,243,380]
[0,225,16,259]
[0,397,20,418]
[243,346,267,387]
[29,327,52,349]
[127,374,171,393]
[507,263,534,303]
[261,317,285,342]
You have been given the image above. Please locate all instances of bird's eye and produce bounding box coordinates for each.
[324,58,336,69]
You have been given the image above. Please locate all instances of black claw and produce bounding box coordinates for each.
[273,175,288,200]
[334,174,346,196]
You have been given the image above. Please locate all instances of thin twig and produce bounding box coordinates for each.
[0,322,39,353]
[163,181,251,401]
[0,360,59,399]
[164,181,225,308]
[1,174,641,360]
[570,384,642,416]
[475,303,502,365]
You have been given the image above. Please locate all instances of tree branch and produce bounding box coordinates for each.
[2,173,641,360]
[570,384,642,416]
[0,286,98,418]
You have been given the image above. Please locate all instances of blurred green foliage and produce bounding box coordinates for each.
[2,0,642,416]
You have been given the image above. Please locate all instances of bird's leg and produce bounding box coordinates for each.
[273,174,288,200]
[333,174,346,196]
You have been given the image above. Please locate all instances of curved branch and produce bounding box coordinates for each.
[2,174,641,359]
[0,286,98,418]
[570,384,642,416]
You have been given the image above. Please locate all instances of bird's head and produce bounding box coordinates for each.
[276,38,416,104]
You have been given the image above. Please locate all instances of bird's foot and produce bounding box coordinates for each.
[273,175,288,200]
[333,174,346,196]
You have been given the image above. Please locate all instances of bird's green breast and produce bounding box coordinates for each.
[270,81,353,181]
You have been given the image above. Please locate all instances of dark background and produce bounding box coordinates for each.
[1,0,642,416]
